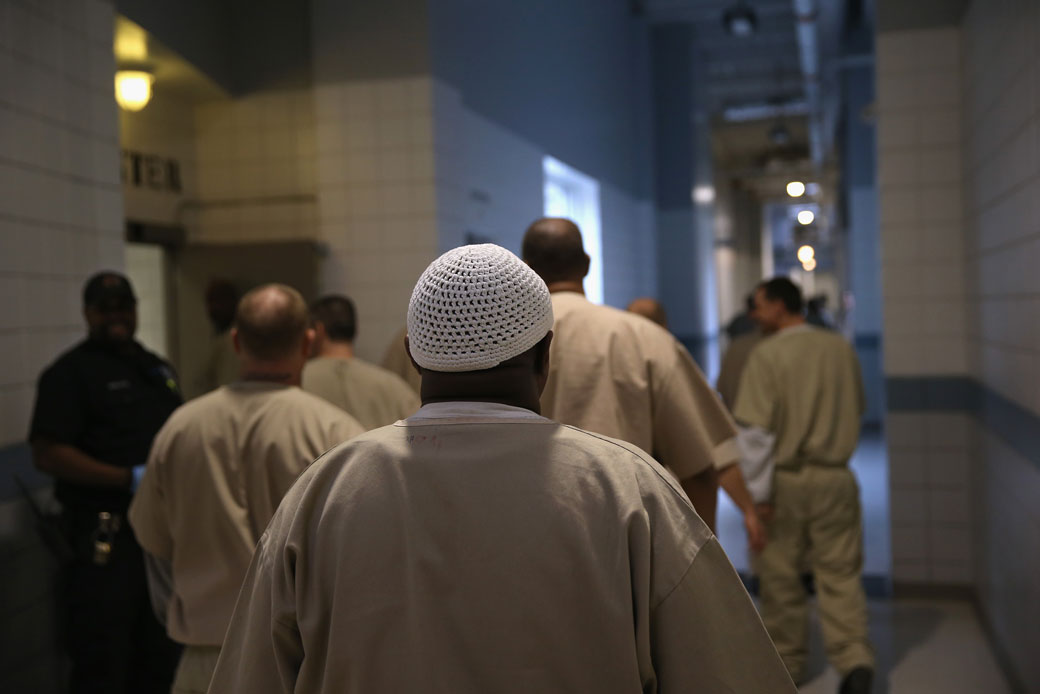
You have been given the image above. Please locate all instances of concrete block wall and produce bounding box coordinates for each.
[0,2,123,691]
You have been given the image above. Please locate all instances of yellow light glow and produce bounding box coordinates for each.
[802,258,817,272]
[797,245,815,263]
[786,181,806,197]
[797,209,815,225]
[115,71,154,111]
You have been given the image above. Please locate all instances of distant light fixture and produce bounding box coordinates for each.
[115,70,154,111]
[797,245,815,264]
[723,1,758,37]
[797,209,815,225]
[802,257,817,272]
[692,185,715,205]
[786,181,806,197]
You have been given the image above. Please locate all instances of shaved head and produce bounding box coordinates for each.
[234,284,310,360]
[627,297,669,329]
[522,217,590,284]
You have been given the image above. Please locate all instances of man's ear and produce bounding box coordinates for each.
[231,327,242,355]
[404,336,422,376]
[300,328,316,358]
[535,331,553,377]
[580,252,591,279]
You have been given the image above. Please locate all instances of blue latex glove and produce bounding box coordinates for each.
[131,464,147,493]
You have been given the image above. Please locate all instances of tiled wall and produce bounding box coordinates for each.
[876,27,977,587]
[0,1,123,690]
[879,5,1040,684]
[192,90,318,244]
[877,28,966,377]
[119,89,196,227]
[961,0,1040,685]
[0,0,125,447]
[312,76,439,361]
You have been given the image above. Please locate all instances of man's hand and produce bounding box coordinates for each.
[744,510,767,553]
[32,441,135,489]
[755,502,775,524]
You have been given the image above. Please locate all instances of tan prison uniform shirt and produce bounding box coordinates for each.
[380,325,420,394]
[542,292,738,478]
[733,324,865,467]
[208,402,795,694]
[302,356,420,430]
[190,331,238,399]
[128,382,364,646]
[716,330,763,411]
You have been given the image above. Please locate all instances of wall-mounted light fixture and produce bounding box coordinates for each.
[797,209,815,225]
[797,245,815,264]
[802,257,817,272]
[115,69,154,111]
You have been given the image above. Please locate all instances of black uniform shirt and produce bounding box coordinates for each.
[29,338,183,513]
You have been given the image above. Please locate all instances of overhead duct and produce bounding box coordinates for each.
[793,0,824,165]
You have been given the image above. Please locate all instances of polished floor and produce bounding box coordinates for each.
[714,434,1012,693]
[798,599,1012,693]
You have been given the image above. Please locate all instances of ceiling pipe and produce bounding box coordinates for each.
[793,0,824,165]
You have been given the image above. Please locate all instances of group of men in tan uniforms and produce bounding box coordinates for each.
[52,215,870,693]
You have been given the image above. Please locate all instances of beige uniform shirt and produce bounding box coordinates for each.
[191,331,239,398]
[209,402,795,694]
[380,325,421,394]
[733,324,865,467]
[128,382,365,646]
[302,356,420,430]
[716,331,763,411]
[542,292,737,478]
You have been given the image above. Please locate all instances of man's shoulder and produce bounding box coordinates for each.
[553,295,674,348]
[351,358,416,392]
[277,385,360,418]
[39,339,92,376]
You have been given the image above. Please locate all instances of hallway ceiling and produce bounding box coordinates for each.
[644,0,805,115]
[640,0,857,186]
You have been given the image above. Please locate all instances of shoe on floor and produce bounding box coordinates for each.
[838,666,873,694]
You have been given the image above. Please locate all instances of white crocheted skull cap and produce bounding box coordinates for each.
[407,244,554,372]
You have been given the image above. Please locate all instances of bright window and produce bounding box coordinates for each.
[543,156,603,304]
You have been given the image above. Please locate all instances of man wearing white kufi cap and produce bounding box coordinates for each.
[209,245,795,694]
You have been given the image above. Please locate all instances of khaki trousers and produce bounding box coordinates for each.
[753,465,874,681]
[171,645,221,694]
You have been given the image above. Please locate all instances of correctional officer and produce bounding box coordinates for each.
[733,277,874,694]
[29,271,183,694]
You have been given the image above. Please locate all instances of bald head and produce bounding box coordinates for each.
[522,218,590,285]
[234,284,310,360]
[627,297,669,329]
